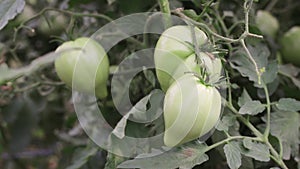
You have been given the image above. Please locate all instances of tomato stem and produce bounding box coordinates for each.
[263,84,271,139]
[158,0,172,28]
[240,39,262,84]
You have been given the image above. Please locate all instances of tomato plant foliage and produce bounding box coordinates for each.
[0,0,300,169]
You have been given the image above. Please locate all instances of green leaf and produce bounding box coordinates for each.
[278,64,300,90]
[241,138,270,162]
[143,69,156,87]
[279,64,300,76]
[238,89,252,107]
[0,63,11,84]
[262,111,300,159]
[118,142,209,169]
[230,44,277,87]
[257,78,279,98]
[224,141,242,169]
[112,90,164,139]
[169,0,182,10]
[240,156,254,169]
[261,60,278,86]
[3,92,46,153]
[276,98,300,112]
[216,114,236,132]
[104,152,127,169]
[0,0,25,30]
[66,144,99,169]
[238,101,265,115]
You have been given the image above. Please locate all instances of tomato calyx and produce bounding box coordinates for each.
[184,66,225,89]
[184,71,212,87]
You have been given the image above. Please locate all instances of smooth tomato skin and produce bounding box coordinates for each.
[163,74,221,147]
[55,37,109,99]
[15,5,35,24]
[280,26,300,67]
[154,25,222,91]
[39,11,67,36]
[256,10,279,38]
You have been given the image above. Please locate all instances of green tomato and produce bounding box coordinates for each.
[39,11,67,36]
[280,26,300,67]
[163,74,221,147]
[15,5,35,24]
[154,25,222,92]
[6,5,35,29]
[55,37,109,99]
[256,10,279,38]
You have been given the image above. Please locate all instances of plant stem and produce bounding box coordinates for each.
[243,0,252,33]
[198,0,214,19]
[240,39,261,84]
[13,8,113,42]
[261,85,288,169]
[173,9,263,43]
[263,84,271,138]
[241,0,262,84]
[175,11,239,43]
[213,8,233,53]
[225,101,289,169]
[206,136,257,151]
[225,71,232,107]
[266,141,289,169]
[158,0,171,15]
[14,82,40,93]
[13,8,146,49]
[158,0,172,28]
[225,102,264,139]
[189,24,202,65]
[266,0,279,11]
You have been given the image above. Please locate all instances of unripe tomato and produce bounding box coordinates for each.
[39,11,67,36]
[55,37,109,99]
[15,5,35,24]
[154,25,222,91]
[6,5,35,29]
[163,74,221,147]
[280,26,300,67]
[255,10,279,38]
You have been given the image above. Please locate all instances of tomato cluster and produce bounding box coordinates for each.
[154,25,222,147]
[54,26,222,147]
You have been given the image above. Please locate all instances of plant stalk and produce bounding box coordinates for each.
[158,0,172,28]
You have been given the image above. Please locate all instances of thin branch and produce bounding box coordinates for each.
[265,0,279,11]
[158,0,171,15]
[158,0,172,28]
[263,84,271,138]
[240,39,261,84]
[13,8,113,42]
